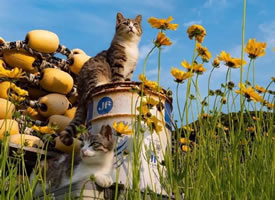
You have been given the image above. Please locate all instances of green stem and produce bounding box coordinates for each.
[182,40,197,125]
[207,68,215,113]
[238,0,246,138]
[246,59,252,83]
[252,59,255,87]
[176,83,183,126]
[143,45,157,75]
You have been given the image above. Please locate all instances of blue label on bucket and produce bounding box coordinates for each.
[97,97,113,114]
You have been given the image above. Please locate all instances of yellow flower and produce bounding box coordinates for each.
[181,145,190,152]
[10,94,25,102]
[217,123,229,131]
[221,97,227,104]
[23,107,38,117]
[183,126,194,132]
[170,67,193,83]
[146,116,163,134]
[217,51,246,68]
[196,43,212,62]
[144,96,159,107]
[272,77,275,82]
[10,83,28,96]
[148,16,178,30]
[0,61,25,79]
[212,58,220,68]
[0,62,9,77]
[246,126,256,132]
[32,125,55,134]
[263,101,274,110]
[180,137,188,144]
[137,105,150,116]
[255,85,266,93]
[235,83,263,102]
[274,47,275,52]
[113,121,133,135]
[245,39,267,59]
[181,60,206,74]
[145,80,159,91]
[138,74,161,92]
[187,24,206,43]
[252,116,260,121]
[139,74,147,82]
[199,113,212,119]
[154,32,172,47]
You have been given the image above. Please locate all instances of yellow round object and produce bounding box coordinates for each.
[0,119,19,140]
[0,59,6,68]
[9,134,44,148]
[69,54,90,75]
[38,93,70,117]
[0,38,4,56]
[72,48,87,55]
[3,49,36,72]
[0,37,5,44]
[64,107,77,120]
[0,98,15,119]
[54,136,81,154]
[0,81,11,99]
[39,68,74,95]
[48,115,71,132]
[25,30,59,53]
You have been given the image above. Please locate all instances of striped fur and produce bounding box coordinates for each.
[31,125,115,195]
[59,13,142,145]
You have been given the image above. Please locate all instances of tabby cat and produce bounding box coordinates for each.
[31,125,115,196]
[59,12,142,145]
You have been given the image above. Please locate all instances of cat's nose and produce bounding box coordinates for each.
[81,149,87,156]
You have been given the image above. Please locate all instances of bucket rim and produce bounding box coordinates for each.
[89,81,173,104]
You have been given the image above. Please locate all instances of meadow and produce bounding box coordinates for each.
[0,1,274,199]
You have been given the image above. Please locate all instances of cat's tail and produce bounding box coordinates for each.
[58,103,87,145]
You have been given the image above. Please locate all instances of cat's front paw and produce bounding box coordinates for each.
[95,174,113,188]
[58,131,74,146]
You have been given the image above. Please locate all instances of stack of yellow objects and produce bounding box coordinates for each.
[0,30,89,153]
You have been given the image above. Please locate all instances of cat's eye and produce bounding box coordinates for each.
[123,21,129,25]
[89,142,101,147]
[134,22,138,26]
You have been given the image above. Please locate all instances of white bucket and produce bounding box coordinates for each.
[87,82,173,195]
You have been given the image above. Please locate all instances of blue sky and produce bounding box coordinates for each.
[0,0,274,122]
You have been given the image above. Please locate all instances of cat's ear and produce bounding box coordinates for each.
[100,125,113,141]
[135,14,142,24]
[116,12,125,24]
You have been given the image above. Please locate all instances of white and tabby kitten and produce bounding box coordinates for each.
[31,125,115,196]
[59,12,142,145]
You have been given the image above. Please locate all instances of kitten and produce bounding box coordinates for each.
[31,125,115,196]
[59,12,142,145]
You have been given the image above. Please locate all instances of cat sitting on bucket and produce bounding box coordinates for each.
[30,125,115,196]
[59,12,142,146]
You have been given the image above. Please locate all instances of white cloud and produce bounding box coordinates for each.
[229,44,242,58]
[139,43,154,59]
[183,20,202,27]
[146,68,158,77]
[259,20,275,46]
